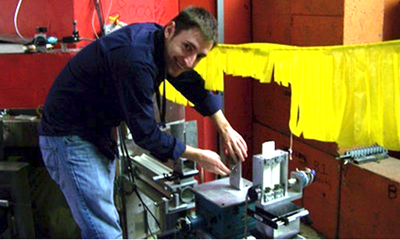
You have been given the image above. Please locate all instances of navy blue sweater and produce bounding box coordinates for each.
[38,23,221,160]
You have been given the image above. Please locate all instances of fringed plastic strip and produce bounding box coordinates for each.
[161,40,400,150]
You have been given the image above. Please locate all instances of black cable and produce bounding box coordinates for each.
[117,128,129,170]
[161,81,166,125]
[117,125,130,239]
[118,126,133,180]
[98,0,105,20]
[144,208,156,239]
[117,124,162,237]
[155,80,167,128]
[244,191,250,239]
[117,126,127,156]
[96,0,105,27]
[118,186,128,239]
[133,186,161,229]
[98,0,108,36]
[93,0,105,36]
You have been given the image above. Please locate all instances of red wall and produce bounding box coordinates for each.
[0,0,253,182]
[223,0,253,180]
[180,0,218,183]
[0,0,179,109]
[181,0,253,182]
[0,0,73,43]
[0,0,178,45]
[0,52,74,109]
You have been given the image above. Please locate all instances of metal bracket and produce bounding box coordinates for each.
[229,158,243,190]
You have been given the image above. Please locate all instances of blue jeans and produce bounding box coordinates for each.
[39,135,122,239]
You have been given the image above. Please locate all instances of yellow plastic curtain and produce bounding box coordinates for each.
[161,40,400,151]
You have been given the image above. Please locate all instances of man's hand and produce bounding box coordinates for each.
[220,126,248,162]
[182,145,231,176]
[211,110,248,163]
[180,110,247,176]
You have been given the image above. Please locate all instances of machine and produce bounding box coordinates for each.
[127,137,316,239]
[115,118,202,239]
[0,106,316,239]
[246,141,315,239]
[129,148,199,236]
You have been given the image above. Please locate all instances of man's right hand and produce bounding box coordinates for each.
[182,145,231,176]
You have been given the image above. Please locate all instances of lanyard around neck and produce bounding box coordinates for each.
[155,80,166,128]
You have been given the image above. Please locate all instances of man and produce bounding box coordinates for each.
[38,6,247,239]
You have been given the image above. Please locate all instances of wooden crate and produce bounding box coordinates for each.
[339,157,400,238]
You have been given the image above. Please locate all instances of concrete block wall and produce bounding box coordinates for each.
[252,0,345,46]
[339,157,400,238]
[251,0,399,238]
[344,0,384,44]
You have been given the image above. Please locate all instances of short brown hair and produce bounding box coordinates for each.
[170,6,218,47]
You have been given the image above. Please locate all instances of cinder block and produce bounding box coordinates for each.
[343,0,384,44]
[300,137,339,157]
[252,0,292,43]
[252,0,384,45]
[252,13,293,44]
[292,0,344,16]
[339,157,400,238]
[252,0,292,15]
[252,81,339,156]
[291,15,344,46]
[383,0,400,40]
[290,139,341,239]
[253,123,341,239]
[253,81,291,135]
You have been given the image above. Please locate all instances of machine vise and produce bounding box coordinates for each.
[176,141,315,239]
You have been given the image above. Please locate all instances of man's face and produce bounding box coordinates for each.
[164,22,214,77]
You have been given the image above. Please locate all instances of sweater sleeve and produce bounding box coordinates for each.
[109,47,185,160]
[167,70,222,116]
